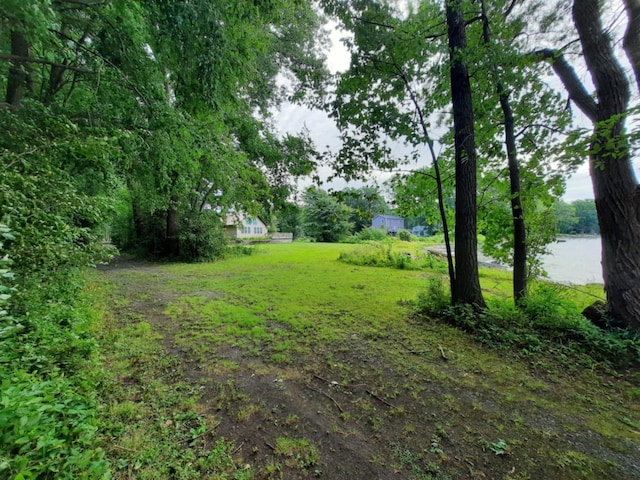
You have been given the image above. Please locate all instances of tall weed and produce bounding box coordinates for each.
[339,242,446,273]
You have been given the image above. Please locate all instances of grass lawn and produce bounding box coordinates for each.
[89,241,640,479]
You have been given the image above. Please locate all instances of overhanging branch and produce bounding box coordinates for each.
[532,48,598,121]
[0,54,96,74]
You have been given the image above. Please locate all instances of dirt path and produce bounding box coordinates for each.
[98,257,640,480]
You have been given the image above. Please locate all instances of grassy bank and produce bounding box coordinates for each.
[89,242,640,479]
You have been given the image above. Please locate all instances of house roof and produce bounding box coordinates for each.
[225,213,267,227]
[373,214,404,220]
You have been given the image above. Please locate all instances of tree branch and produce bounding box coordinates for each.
[515,123,568,138]
[0,54,95,74]
[532,48,598,121]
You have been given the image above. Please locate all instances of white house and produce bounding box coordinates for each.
[224,214,269,240]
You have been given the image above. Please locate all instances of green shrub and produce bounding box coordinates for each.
[356,227,388,241]
[338,243,447,273]
[415,281,640,369]
[416,278,450,316]
[178,211,228,262]
[397,229,412,242]
[0,224,109,478]
[0,103,115,275]
[225,244,255,257]
[0,373,108,479]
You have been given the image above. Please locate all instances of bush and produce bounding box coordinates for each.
[0,103,115,275]
[0,224,109,479]
[178,211,228,262]
[415,282,640,369]
[0,373,108,479]
[397,229,412,242]
[356,227,388,242]
[338,243,447,273]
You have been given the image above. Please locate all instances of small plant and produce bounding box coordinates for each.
[274,437,319,469]
[430,434,444,455]
[489,438,511,455]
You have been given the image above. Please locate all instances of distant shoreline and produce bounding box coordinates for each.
[556,234,600,240]
[425,245,507,270]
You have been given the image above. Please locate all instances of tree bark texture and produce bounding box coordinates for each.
[622,0,640,94]
[6,31,31,106]
[481,0,527,303]
[573,0,640,330]
[500,89,527,304]
[446,0,486,308]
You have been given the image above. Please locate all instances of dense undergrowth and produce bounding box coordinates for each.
[417,279,640,370]
[0,225,109,479]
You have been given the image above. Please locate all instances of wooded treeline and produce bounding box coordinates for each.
[1,0,326,271]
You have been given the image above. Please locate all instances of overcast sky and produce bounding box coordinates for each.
[274,12,640,204]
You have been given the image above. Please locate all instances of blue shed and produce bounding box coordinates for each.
[371,214,405,235]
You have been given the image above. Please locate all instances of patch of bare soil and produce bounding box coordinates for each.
[99,258,640,479]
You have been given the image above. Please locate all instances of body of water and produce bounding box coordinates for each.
[430,236,604,285]
[541,236,603,285]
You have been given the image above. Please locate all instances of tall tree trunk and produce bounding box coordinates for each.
[6,31,30,106]
[500,90,527,304]
[574,0,640,329]
[481,0,527,304]
[446,0,486,308]
[622,0,640,94]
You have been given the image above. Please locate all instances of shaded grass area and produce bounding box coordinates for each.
[91,242,640,479]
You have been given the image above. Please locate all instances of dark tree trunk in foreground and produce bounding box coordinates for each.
[6,31,30,106]
[446,0,486,308]
[481,0,527,304]
[548,0,640,329]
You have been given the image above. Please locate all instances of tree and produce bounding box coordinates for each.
[274,201,305,239]
[390,165,454,236]
[303,187,353,242]
[542,0,640,329]
[446,0,486,308]
[554,201,578,234]
[1,0,328,264]
[338,186,390,232]
[573,199,599,234]
[324,0,574,307]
